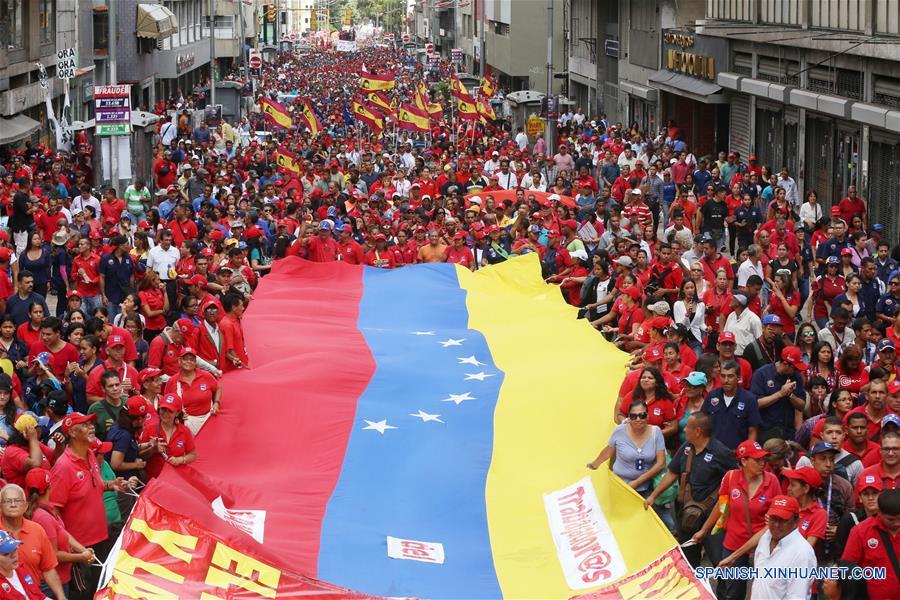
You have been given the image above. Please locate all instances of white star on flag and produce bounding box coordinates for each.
[439,338,465,347]
[457,355,485,366]
[464,371,495,381]
[441,392,476,405]
[409,410,444,423]
[362,419,397,434]
[411,331,435,336]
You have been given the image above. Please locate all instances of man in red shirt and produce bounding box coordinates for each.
[700,235,735,289]
[86,334,139,402]
[837,185,867,228]
[220,294,248,372]
[336,226,365,264]
[844,379,895,441]
[844,411,882,467]
[444,232,475,270]
[28,316,79,379]
[50,413,127,593]
[100,188,126,224]
[71,237,102,315]
[303,221,338,262]
[858,430,900,490]
[841,488,900,599]
[622,189,652,229]
[169,204,198,249]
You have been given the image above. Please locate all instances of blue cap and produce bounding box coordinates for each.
[318,221,332,231]
[0,531,22,553]
[762,314,783,326]
[683,371,708,387]
[333,222,345,233]
[529,225,541,234]
[878,338,896,352]
[237,241,247,250]
[882,414,900,429]
[872,223,884,232]
[809,441,839,456]
[32,351,52,366]
[826,255,840,265]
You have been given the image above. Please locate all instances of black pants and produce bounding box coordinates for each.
[715,547,749,600]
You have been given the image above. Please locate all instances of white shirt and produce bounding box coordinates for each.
[494,170,518,190]
[146,244,181,281]
[674,300,707,342]
[204,320,222,350]
[751,528,816,600]
[514,132,529,151]
[798,201,822,229]
[70,194,102,218]
[724,308,762,355]
[737,258,765,287]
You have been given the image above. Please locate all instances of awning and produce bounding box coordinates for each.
[136,3,178,39]
[0,114,41,146]
[619,79,658,102]
[648,70,726,104]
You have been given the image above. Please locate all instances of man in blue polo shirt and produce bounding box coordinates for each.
[750,345,808,444]
[98,235,135,323]
[702,360,762,450]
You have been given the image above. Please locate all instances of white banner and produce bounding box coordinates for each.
[335,40,358,53]
[543,476,627,589]
[386,536,445,565]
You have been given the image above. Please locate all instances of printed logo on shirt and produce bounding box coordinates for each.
[737,402,745,411]
[2,583,9,591]
[703,453,713,462]
[839,375,852,387]
[653,407,661,416]
[711,398,720,407]
[23,575,33,585]
[177,440,184,448]
[758,495,767,503]
[108,259,114,265]
[76,471,84,479]
[801,520,810,530]
[867,537,879,549]
[200,383,207,391]
[766,380,775,389]
[731,489,741,499]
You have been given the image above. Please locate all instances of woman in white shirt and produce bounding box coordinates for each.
[798,190,823,231]
[674,279,706,354]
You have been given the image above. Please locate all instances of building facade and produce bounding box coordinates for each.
[0,0,76,147]
[700,0,900,240]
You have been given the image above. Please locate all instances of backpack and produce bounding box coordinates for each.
[540,247,558,279]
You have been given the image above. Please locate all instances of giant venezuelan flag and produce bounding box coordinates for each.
[98,255,711,599]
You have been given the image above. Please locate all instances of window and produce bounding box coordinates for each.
[39,0,54,46]
[1,0,24,50]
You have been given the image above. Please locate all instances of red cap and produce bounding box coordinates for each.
[106,334,126,348]
[137,367,162,388]
[66,290,81,299]
[645,316,670,331]
[831,206,842,215]
[782,466,822,489]
[621,287,641,300]
[175,318,194,335]
[840,247,853,256]
[0,248,12,262]
[642,346,663,363]
[856,472,884,494]
[767,495,800,519]
[179,346,197,358]
[719,331,737,344]
[61,412,97,434]
[736,439,769,459]
[781,346,809,371]
[138,221,151,229]
[159,392,183,413]
[209,229,226,241]
[561,219,578,231]
[812,417,826,439]
[453,231,468,240]
[89,438,113,454]
[184,275,206,287]
[24,468,51,494]
[244,226,263,239]
[125,396,150,417]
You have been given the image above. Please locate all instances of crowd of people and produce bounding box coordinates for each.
[0,40,898,599]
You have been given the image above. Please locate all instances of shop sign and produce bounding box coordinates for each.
[177,53,196,74]
[661,29,727,82]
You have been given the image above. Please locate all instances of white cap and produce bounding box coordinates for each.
[630,188,642,195]
[469,195,483,205]
[547,193,561,202]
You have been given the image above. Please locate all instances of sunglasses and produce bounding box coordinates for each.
[629,412,648,420]
[802,331,816,336]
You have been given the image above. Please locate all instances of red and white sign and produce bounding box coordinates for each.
[248,49,262,69]
[401,33,410,43]
[386,536,445,564]
[425,43,435,54]
[543,477,626,589]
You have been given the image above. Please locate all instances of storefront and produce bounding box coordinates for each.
[620,80,658,135]
[647,29,730,157]
[754,100,799,178]
[153,38,211,106]
[805,114,861,210]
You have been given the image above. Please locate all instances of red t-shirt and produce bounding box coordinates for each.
[841,515,900,599]
[97,325,138,363]
[838,197,866,224]
[843,439,882,467]
[100,198,126,224]
[844,405,894,441]
[858,463,899,491]
[15,324,40,351]
[618,394,676,427]
[797,503,827,540]
[49,448,107,547]
[0,444,54,487]
[147,335,183,376]
[768,291,801,335]
[337,240,366,265]
[719,469,782,551]
[700,254,735,284]
[165,370,218,416]
[444,246,475,268]
[306,236,339,262]
[138,288,168,330]
[139,422,196,479]
[71,253,101,297]
[27,341,79,378]
[365,250,397,269]
[170,218,198,249]
[85,360,139,398]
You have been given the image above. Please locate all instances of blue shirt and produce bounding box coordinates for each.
[6,292,49,327]
[98,252,135,305]
[749,363,805,433]
[702,387,762,450]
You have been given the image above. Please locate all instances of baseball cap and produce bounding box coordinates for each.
[615,256,634,268]
[89,438,113,454]
[856,473,884,494]
[767,495,800,520]
[32,352,52,367]
[547,193,561,203]
[125,396,149,417]
[179,346,198,358]
[107,334,126,348]
[761,314,783,327]
[621,286,641,300]
[13,412,38,434]
[826,255,840,265]
[24,467,51,495]
[731,293,749,306]
[175,318,194,336]
[645,316,670,331]
[872,223,885,232]
[882,413,900,429]
[683,371,708,387]
[809,441,839,456]
[318,221,332,231]
[0,531,22,554]
[159,392,183,413]
[61,412,97,435]
[782,466,822,489]
[840,247,853,256]
[781,346,810,371]
[647,301,670,316]
[642,346,663,363]
[719,331,737,344]
[878,339,896,352]
[736,439,769,459]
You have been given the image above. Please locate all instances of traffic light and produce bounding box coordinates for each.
[266,5,276,22]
